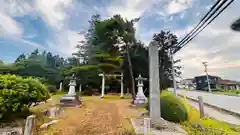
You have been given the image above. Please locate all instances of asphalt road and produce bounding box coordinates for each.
[187,97,240,125]
[176,89,240,114]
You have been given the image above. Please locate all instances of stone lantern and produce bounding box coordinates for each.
[60,74,81,107]
[134,74,147,105]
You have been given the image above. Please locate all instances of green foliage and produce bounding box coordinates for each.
[0,74,50,120]
[0,49,67,86]
[160,91,188,123]
[146,91,188,123]
[66,65,101,88]
[47,85,57,93]
[181,107,240,135]
[214,90,240,96]
[152,30,182,90]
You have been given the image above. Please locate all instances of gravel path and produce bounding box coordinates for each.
[37,97,135,135]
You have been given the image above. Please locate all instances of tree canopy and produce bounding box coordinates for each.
[0,14,182,99]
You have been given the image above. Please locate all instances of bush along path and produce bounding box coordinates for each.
[35,96,137,135]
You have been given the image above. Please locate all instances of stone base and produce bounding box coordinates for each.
[134,96,147,105]
[131,103,146,109]
[60,95,81,107]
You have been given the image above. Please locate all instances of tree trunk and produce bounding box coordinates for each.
[126,44,136,103]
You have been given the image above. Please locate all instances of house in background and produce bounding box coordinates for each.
[217,80,239,90]
[195,75,240,91]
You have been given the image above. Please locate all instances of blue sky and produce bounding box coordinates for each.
[0,0,240,80]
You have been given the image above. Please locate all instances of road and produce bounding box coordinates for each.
[176,89,240,114]
[186,97,240,125]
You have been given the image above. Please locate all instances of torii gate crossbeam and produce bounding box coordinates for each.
[99,73,124,98]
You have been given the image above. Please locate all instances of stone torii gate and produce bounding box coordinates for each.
[99,72,124,98]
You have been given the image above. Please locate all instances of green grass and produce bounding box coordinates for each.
[214,90,240,96]
[183,88,192,90]
[0,92,66,128]
[30,92,66,111]
[103,94,132,100]
[180,99,240,135]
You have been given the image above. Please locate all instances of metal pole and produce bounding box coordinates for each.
[167,37,177,96]
[170,50,177,96]
[203,62,211,92]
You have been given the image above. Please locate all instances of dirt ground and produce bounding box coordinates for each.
[37,96,140,135]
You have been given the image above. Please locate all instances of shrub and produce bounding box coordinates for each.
[146,91,188,123]
[0,74,50,120]
[82,89,93,96]
[47,85,57,93]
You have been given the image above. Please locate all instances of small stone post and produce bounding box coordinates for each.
[127,88,129,94]
[120,72,124,98]
[79,84,82,93]
[99,73,105,98]
[24,115,36,135]
[59,82,62,91]
[198,96,205,118]
[144,118,151,134]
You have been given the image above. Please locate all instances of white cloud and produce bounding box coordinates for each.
[175,0,240,81]
[0,12,23,37]
[47,30,84,56]
[107,0,155,20]
[0,0,34,17]
[35,0,73,30]
[166,0,192,15]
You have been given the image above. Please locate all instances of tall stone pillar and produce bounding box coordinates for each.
[149,41,161,119]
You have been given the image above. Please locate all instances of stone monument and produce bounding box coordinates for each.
[149,41,161,126]
[134,74,147,105]
[60,74,81,107]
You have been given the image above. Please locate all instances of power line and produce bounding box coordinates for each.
[176,0,229,48]
[174,0,235,53]
[177,0,222,46]
[176,0,234,50]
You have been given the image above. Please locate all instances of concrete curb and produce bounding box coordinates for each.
[178,94,240,118]
[217,93,240,97]
[183,89,240,97]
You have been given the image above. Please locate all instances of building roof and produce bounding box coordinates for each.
[217,80,238,85]
[183,78,194,81]
[195,75,220,78]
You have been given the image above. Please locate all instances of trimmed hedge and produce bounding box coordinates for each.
[0,74,50,119]
[146,91,188,123]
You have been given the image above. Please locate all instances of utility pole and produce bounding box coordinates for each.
[169,48,177,96]
[167,37,177,96]
[202,62,211,92]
